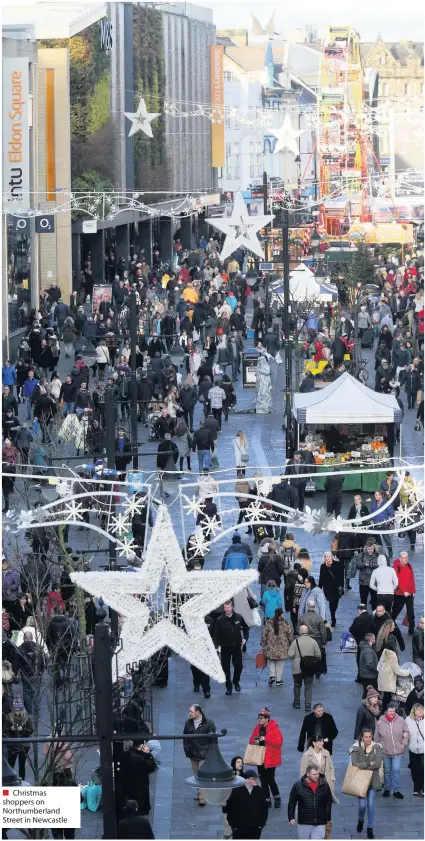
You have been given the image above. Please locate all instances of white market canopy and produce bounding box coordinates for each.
[293,372,403,424]
[270,263,337,303]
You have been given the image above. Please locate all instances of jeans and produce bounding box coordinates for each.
[258,765,279,800]
[63,342,74,357]
[297,826,325,840]
[380,532,393,556]
[392,594,415,632]
[183,407,194,430]
[293,673,314,707]
[409,750,424,792]
[26,399,33,420]
[22,677,35,714]
[383,754,402,792]
[269,659,284,682]
[358,788,376,827]
[63,401,75,416]
[197,450,211,471]
[220,646,243,691]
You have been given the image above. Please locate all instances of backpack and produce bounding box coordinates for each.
[296,638,321,677]
[282,546,296,573]
[340,631,357,653]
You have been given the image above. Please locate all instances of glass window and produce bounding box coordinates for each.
[404,83,410,95]
[7,217,32,333]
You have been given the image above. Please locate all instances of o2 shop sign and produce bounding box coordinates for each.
[100,18,113,50]
[35,215,55,233]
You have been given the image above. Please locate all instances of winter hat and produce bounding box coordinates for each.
[12,697,24,711]
[258,707,271,719]
[232,533,242,544]
[414,676,424,690]
[365,685,380,702]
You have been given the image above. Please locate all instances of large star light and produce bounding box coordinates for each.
[125,96,160,138]
[271,114,305,156]
[70,506,256,682]
[209,192,274,261]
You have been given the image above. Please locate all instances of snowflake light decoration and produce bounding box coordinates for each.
[301,506,337,535]
[63,500,85,521]
[116,535,138,560]
[110,513,132,536]
[201,515,222,537]
[192,531,212,556]
[397,504,417,529]
[122,495,147,518]
[70,506,257,682]
[245,501,269,524]
[182,495,205,518]
[15,510,35,529]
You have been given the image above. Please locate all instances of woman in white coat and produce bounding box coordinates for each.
[377,641,410,710]
[233,430,249,479]
[405,703,424,795]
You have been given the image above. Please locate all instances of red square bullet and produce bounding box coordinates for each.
[3,790,9,796]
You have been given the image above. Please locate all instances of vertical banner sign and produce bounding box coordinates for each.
[210,45,225,168]
[2,58,30,211]
[45,69,56,201]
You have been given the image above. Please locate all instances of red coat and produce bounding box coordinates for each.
[249,719,283,768]
[393,559,416,596]
[46,590,65,616]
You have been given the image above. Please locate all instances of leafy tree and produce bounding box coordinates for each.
[346,239,376,306]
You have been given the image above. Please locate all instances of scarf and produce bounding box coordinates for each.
[385,712,396,722]
[364,698,381,716]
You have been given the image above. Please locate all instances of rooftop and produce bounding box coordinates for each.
[2,1,107,39]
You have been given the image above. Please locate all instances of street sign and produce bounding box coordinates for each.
[128,471,145,493]
[82,219,98,234]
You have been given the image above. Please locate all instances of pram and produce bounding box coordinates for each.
[360,328,374,349]
[148,402,163,441]
[393,662,422,711]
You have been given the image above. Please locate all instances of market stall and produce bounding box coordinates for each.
[292,373,402,491]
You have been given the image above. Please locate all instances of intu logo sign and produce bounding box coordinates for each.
[100,19,113,50]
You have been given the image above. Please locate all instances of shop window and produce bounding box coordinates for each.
[7,218,32,333]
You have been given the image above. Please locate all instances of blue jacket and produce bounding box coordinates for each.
[2,568,21,602]
[223,549,249,571]
[2,365,16,386]
[23,378,39,398]
[260,589,283,619]
[298,586,327,620]
[370,500,394,525]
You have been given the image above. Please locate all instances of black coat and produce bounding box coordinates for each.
[354,702,381,740]
[288,775,333,826]
[226,784,268,831]
[318,561,344,596]
[372,612,405,651]
[183,713,216,760]
[324,474,344,496]
[297,712,338,755]
[121,747,156,815]
[285,460,309,488]
[358,640,378,680]
[117,816,154,839]
[349,611,375,645]
[156,440,178,470]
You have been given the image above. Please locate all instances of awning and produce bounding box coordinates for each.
[293,372,402,424]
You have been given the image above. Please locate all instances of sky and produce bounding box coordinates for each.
[192,0,424,42]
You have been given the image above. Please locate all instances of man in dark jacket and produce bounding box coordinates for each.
[18,630,46,713]
[156,434,178,471]
[297,704,338,755]
[179,382,198,432]
[349,604,376,680]
[288,766,333,834]
[117,800,154,839]
[222,532,253,568]
[204,412,220,448]
[268,479,298,540]
[258,545,285,590]
[138,373,154,424]
[213,600,248,695]
[226,768,268,839]
[299,372,315,393]
[324,469,345,517]
[358,633,379,696]
[115,428,132,475]
[183,703,216,806]
[285,452,309,511]
[121,742,156,816]
[192,422,213,471]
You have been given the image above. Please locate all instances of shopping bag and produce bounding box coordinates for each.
[341,765,373,797]
[243,743,266,766]
[255,651,267,669]
[252,608,262,627]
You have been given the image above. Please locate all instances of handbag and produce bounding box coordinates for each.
[247,592,258,609]
[243,743,266,766]
[252,608,262,627]
[296,638,321,677]
[211,455,219,469]
[326,625,333,642]
[341,764,373,798]
[255,651,267,669]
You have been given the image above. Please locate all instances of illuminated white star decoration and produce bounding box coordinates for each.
[192,530,212,556]
[244,500,269,524]
[116,535,138,560]
[70,506,257,682]
[271,114,305,156]
[201,515,222,537]
[209,192,274,261]
[397,504,418,529]
[125,96,160,138]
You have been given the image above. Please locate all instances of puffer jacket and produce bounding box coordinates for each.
[405,716,424,755]
[369,556,398,594]
[377,648,410,694]
[358,640,379,680]
[249,719,283,768]
[261,617,293,661]
[375,713,409,757]
[183,714,216,760]
[260,588,283,619]
[349,742,383,790]
[288,775,332,826]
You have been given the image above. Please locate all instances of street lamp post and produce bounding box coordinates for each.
[282,206,293,458]
[129,290,139,469]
